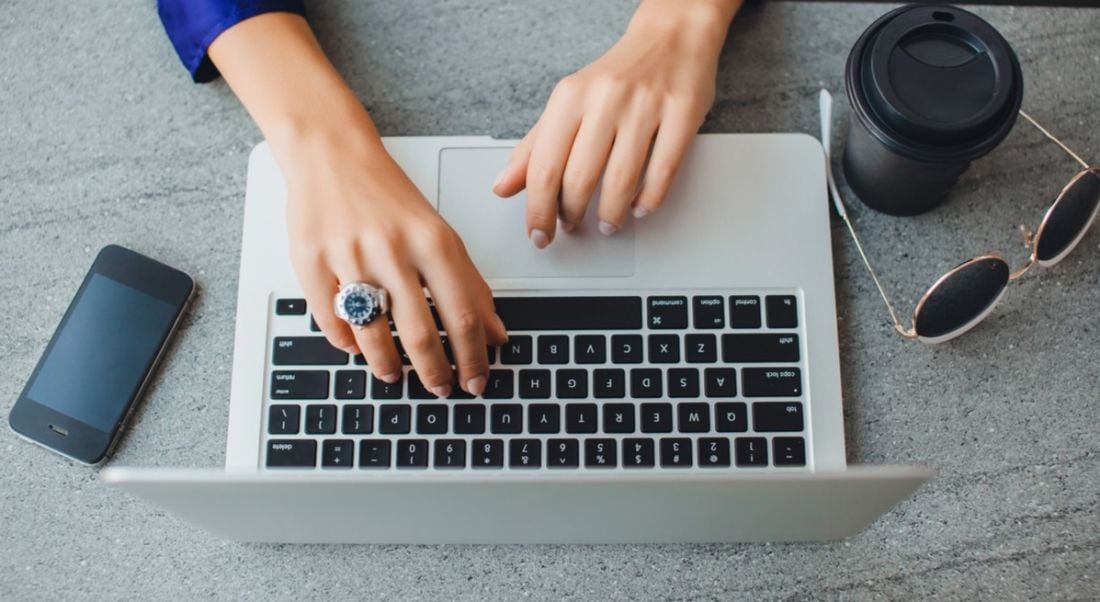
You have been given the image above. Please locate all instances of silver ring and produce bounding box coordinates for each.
[334,282,389,328]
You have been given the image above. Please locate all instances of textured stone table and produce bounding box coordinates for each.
[2,1,1097,599]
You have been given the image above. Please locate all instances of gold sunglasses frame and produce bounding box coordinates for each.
[819,90,1100,344]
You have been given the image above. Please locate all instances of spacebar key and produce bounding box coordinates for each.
[272,337,349,365]
[494,297,643,331]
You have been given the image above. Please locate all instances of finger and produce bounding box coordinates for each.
[326,252,403,383]
[456,241,508,346]
[382,262,454,398]
[525,86,583,248]
[420,260,491,397]
[596,112,660,233]
[631,109,701,219]
[559,113,616,229]
[493,123,538,198]
[290,251,358,356]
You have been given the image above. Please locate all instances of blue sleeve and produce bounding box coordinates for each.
[157,0,307,83]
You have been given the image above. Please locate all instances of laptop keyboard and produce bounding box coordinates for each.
[263,293,809,471]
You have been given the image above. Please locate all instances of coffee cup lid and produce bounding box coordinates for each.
[847,5,1023,162]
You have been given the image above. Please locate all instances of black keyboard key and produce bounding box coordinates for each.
[305,404,337,434]
[379,404,412,434]
[266,439,317,468]
[322,439,354,468]
[490,404,523,434]
[715,402,748,432]
[753,402,804,432]
[434,439,467,469]
[593,369,626,398]
[736,437,769,466]
[538,335,570,364]
[603,403,636,434]
[273,337,348,366]
[518,369,551,398]
[494,296,642,330]
[547,439,580,468]
[631,369,662,398]
[574,335,606,364]
[359,440,391,468]
[647,296,688,329]
[275,298,306,315]
[501,335,533,364]
[766,295,798,328]
[268,405,300,435]
[611,334,644,364]
[565,403,598,434]
[270,371,329,400]
[487,346,497,364]
[371,374,403,400]
[659,438,692,467]
[484,370,515,399]
[742,368,802,397]
[773,437,806,466]
[667,368,700,398]
[622,438,655,468]
[509,439,542,468]
[408,371,444,400]
[396,439,429,468]
[729,296,762,329]
[353,354,367,366]
[640,403,673,433]
[585,439,617,468]
[342,404,373,434]
[310,316,321,332]
[416,404,449,434]
[529,404,561,434]
[704,368,737,398]
[392,337,412,366]
[333,370,366,400]
[722,334,800,363]
[453,404,486,434]
[692,296,725,329]
[677,403,710,433]
[648,334,680,363]
[698,438,731,467]
[556,369,588,399]
[685,334,717,364]
[472,439,504,468]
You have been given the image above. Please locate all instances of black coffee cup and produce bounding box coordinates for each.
[843,4,1024,216]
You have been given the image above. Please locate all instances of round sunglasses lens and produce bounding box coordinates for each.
[914,257,1011,342]
[1035,170,1100,264]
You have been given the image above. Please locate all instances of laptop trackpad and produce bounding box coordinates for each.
[437,147,635,279]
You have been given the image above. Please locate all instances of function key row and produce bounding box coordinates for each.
[266,436,806,469]
[270,365,800,401]
[268,401,805,436]
[274,294,799,332]
[271,333,800,367]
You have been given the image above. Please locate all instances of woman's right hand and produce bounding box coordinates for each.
[276,120,507,398]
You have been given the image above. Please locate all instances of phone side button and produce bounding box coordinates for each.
[266,439,317,468]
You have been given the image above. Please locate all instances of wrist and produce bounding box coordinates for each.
[629,0,740,50]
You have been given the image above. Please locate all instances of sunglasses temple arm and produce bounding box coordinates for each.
[1018,110,1091,170]
[819,90,915,339]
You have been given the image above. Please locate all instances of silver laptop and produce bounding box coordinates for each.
[102,134,932,543]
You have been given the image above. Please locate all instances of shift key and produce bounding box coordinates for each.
[742,368,802,397]
[273,337,348,365]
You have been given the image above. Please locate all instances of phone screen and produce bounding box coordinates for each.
[25,273,179,433]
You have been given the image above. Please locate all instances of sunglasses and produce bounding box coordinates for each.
[820,90,1100,344]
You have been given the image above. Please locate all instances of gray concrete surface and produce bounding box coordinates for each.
[2,1,1098,599]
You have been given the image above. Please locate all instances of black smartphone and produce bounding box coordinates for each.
[9,245,194,465]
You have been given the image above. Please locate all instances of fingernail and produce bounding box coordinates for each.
[492,170,505,191]
[633,206,651,219]
[380,371,401,384]
[598,220,620,236]
[466,375,487,397]
[559,219,576,233]
[342,345,359,355]
[530,229,550,249]
[430,384,452,398]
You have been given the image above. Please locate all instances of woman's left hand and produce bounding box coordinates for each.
[492,0,740,247]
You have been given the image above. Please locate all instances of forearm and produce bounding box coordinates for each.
[630,0,743,53]
[207,12,382,170]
